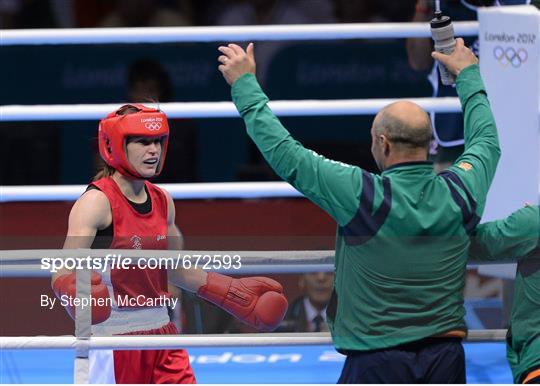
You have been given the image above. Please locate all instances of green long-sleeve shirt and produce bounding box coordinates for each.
[232,64,500,351]
[471,205,540,383]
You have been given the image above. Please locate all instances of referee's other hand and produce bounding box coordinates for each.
[432,38,478,77]
[218,42,256,86]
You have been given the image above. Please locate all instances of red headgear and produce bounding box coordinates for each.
[98,104,169,178]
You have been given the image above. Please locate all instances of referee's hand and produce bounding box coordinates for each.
[432,38,478,76]
[218,42,256,86]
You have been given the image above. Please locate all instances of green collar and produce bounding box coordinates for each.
[381,161,434,176]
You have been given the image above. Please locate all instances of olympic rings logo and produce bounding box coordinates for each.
[144,122,162,131]
[493,46,528,68]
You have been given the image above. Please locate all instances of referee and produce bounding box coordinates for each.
[218,38,498,383]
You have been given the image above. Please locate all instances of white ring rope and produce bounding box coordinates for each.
[0,249,508,265]
[0,182,301,203]
[0,330,507,351]
[3,178,540,203]
[0,249,336,277]
[0,263,336,277]
[0,249,334,264]
[0,22,479,46]
[0,249,510,277]
[1,334,331,350]
[0,97,461,122]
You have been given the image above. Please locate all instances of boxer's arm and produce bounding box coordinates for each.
[164,190,184,250]
[469,205,540,261]
[54,189,111,281]
[163,192,184,322]
[53,190,112,324]
[164,189,208,292]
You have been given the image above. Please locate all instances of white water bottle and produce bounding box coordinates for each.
[431,13,456,85]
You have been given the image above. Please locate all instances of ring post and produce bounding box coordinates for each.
[74,250,91,384]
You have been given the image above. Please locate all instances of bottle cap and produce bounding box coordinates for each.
[431,14,451,28]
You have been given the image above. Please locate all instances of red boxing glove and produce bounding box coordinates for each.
[52,272,111,324]
[197,272,288,331]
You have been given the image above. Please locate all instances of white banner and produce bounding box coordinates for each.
[478,5,540,278]
[479,5,540,220]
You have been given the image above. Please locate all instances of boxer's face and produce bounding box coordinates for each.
[126,136,163,178]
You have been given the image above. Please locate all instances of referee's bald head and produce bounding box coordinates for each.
[374,101,433,150]
[370,101,433,170]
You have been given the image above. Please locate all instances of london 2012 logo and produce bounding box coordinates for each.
[493,46,528,68]
[144,122,162,131]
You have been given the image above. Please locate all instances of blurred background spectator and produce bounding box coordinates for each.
[211,0,337,85]
[279,272,334,332]
[98,0,191,27]
[0,0,58,29]
[334,0,415,23]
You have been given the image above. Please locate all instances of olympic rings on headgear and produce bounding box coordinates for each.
[493,46,528,68]
[144,121,163,131]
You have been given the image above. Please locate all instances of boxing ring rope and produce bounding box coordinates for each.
[0,182,302,203]
[0,22,478,46]
[2,177,538,203]
[0,97,461,121]
[0,248,508,276]
[0,249,336,277]
[0,249,334,262]
[0,329,507,352]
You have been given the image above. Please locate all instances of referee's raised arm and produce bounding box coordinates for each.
[433,38,501,217]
